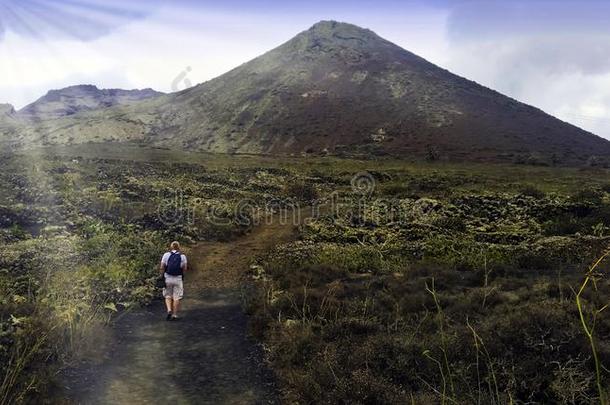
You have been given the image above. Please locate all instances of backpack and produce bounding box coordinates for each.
[166,252,183,276]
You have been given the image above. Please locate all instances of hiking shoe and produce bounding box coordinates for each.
[166,312,173,321]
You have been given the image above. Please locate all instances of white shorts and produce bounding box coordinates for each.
[163,274,184,300]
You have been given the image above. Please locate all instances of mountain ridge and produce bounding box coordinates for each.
[17,85,163,120]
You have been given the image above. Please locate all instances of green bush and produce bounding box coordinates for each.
[520,185,546,199]
[542,214,583,236]
[572,188,604,205]
[284,181,318,202]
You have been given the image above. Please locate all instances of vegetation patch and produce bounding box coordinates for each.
[2,145,610,403]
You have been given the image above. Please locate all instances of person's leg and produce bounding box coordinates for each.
[165,298,173,313]
[163,278,175,320]
[171,278,184,319]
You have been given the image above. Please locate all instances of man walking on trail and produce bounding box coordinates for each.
[160,241,187,321]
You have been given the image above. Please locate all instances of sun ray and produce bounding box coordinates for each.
[0,2,39,38]
[7,1,73,40]
[0,0,153,41]
[20,1,130,40]
[42,0,147,20]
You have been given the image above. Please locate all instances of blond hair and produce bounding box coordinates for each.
[170,241,181,251]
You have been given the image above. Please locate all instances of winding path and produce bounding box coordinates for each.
[59,214,300,404]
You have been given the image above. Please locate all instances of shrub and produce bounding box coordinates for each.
[284,181,318,202]
[432,216,467,232]
[520,185,546,199]
[572,188,604,205]
[515,251,556,270]
[542,214,583,236]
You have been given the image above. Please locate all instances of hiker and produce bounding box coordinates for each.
[160,241,188,321]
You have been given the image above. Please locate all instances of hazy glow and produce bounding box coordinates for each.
[1,0,609,139]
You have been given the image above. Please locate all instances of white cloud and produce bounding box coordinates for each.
[443,35,610,139]
[0,31,120,107]
[0,5,301,108]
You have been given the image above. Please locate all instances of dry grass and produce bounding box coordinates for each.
[576,248,610,405]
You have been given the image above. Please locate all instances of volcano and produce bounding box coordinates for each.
[2,21,609,163]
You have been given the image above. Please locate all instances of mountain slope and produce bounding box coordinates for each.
[3,21,610,163]
[18,85,162,120]
[0,103,15,116]
[150,20,609,160]
[0,104,20,142]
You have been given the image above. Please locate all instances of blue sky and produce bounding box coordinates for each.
[1,0,610,138]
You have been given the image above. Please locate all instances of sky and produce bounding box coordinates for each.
[1,0,610,138]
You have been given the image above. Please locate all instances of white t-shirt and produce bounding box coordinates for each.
[161,250,187,270]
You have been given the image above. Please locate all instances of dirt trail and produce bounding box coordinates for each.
[59,214,301,404]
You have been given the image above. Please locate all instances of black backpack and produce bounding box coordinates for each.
[166,252,183,276]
